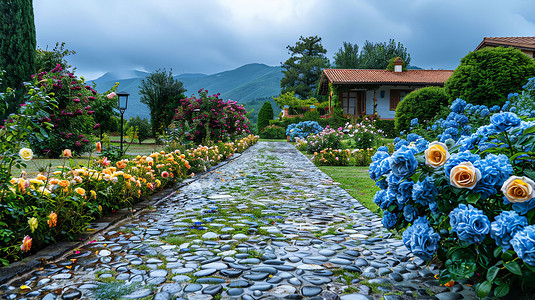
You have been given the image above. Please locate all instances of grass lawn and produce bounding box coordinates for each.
[319,166,381,216]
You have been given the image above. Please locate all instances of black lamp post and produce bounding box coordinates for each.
[117,91,129,156]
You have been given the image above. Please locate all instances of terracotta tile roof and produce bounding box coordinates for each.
[475,36,535,51]
[318,69,453,94]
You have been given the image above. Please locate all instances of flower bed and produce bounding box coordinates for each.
[0,135,259,265]
[369,100,535,296]
[312,149,351,166]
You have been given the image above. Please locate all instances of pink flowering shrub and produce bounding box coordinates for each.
[172,89,251,144]
[306,126,344,153]
[29,64,101,157]
[312,148,351,166]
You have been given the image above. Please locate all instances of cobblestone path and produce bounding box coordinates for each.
[1,142,474,299]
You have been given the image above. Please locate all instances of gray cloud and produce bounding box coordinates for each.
[34,0,535,80]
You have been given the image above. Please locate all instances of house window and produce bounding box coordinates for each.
[390,89,411,111]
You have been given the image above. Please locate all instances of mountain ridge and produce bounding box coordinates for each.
[90,63,283,121]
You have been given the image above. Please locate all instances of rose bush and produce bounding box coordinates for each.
[370,90,535,297]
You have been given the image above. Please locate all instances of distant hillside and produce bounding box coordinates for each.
[90,63,283,121]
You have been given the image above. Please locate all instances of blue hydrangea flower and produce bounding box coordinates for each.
[387,174,403,190]
[371,150,389,162]
[382,210,397,229]
[480,108,490,117]
[395,139,409,150]
[431,124,437,131]
[491,211,527,251]
[413,176,438,206]
[410,118,419,127]
[389,146,418,178]
[454,114,469,125]
[451,98,467,113]
[381,188,397,210]
[490,105,501,112]
[407,133,422,143]
[444,127,459,137]
[375,178,388,190]
[472,154,513,199]
[504,197,535,216]
[402,217,440,261]
[490,112,520,132]
[369,156,391,181]
[377,146,389,153]
[414,138,429,153]
[511,225,535,266]
[449,204,490,244]
[373,189,387,206]
[439,133,452,143]
[397,180,414,205]
[403,205,418,222]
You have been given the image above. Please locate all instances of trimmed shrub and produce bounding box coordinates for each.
[445,47,535,107]
[126,116,151,144]
[257,101,274,133]
[375,119,397,138]
[395,86,449,134]
[260,125,286,139]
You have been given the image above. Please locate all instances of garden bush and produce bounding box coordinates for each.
[27,64,112,157]
[312,149,351,166]
[375,119,397,138]
[286,121,323,142]
[369,95,535,297]
[171,89,251,144]
[126,116,152,144]
[395,86,449,134]
[445,47,535,107]
[346,117,383,150]
[259,125,286,139]
[257,101,274,133]
[306,126,343,153]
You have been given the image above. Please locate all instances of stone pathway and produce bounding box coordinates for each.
[0,142,475,299]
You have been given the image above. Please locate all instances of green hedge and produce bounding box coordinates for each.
[375,119,397,138]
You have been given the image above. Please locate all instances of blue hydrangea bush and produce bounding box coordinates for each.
[370,93,535,297]
[285,121,323,142]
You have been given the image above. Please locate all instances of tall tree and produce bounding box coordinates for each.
[333,42,360,69]
[358,39,411,69]
[139,69,186,136]
[281,35,329,99]
[35,42,76,72]
[0,0,36,116]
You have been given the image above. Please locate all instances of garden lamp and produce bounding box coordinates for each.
[117,91,129,156]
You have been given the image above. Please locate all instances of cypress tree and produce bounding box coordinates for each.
[0,0,37,115]
[257,101,274,133]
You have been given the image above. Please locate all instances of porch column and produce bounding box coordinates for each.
[373,89,378,119]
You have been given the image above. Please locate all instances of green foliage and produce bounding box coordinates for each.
[273,91,316,113]
[35,42,76,72]
[126,116,152,144]
[139,69,187,136]
[257,101,274,132]
[358,39,411,69]
[333,41,360,69]
[375,119,397,138]
[91,85,119,140]
[445,47,535,107]
[259,125,286,139]
[0,0,37,117]
[395,86,449,133]
[281,35,330,99]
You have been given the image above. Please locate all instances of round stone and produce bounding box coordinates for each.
[227,288,244,296]
[150,270,168,277]
[201,262,228,270]
[233,233,248,240]
[98,250,111,257]
[318,249,336,256]
[202,284,223,295]
[202,232,219,239]
[62,289,82,300]
[184,284,203,293]
[302,286,322,297]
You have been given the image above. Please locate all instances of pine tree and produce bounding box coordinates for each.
[257,101,274,133]
[0,0,37,116]
[281,36,329,99]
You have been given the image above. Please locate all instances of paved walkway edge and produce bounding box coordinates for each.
[0,149,251,285]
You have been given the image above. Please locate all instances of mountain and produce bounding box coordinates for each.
[90,63,283,121]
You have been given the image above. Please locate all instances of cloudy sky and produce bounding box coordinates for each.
[34,0,535,80]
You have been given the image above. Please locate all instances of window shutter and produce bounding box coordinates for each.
[390,90,400,110]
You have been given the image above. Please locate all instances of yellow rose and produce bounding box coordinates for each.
[450,161,481,189]
[19,148,33,161]
[425,141,450,168]
[28,217,38,233]
[75,187,86,196]
[501,176,535,203]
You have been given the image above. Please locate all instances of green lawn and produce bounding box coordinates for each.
[319,166,381,216]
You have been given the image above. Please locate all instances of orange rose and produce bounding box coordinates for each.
[425,141,450,168]
[20,235,32,252]
[48,211,57,227]
[501,176,535,203]
[63,149,72,158]
[75,187,86,196]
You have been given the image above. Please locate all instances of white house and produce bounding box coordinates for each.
[318,58,453,119]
